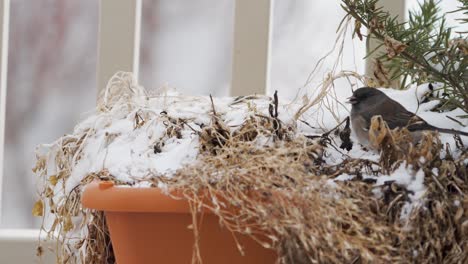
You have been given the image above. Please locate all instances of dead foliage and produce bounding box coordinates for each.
[33,76,467,263]
[369,115,468,264]
[154,105,398,263]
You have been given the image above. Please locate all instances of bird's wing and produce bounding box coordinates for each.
[361,99,432,131]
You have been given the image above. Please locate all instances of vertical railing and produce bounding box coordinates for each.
[96,0,406,95]
[365,0,405,88]
[96,0,141,97]
[96,0,275,97]
[0,0,9,222]
[0,3,55,262]
[230,0,273,96]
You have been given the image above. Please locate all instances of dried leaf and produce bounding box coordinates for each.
[384,36,408,59]
[462,220,468,236]
[372,59,390,87]
[354,20,363,40]
[365,77,379,88]
[32,158,46,173]
[339,117,353,151]
[50,218,59,233]
[454,207,464,223]
[369,115,389,147]
[369,16,383,32]
[450,38,468,55]
[63,215,74,232]
[32,200,44,217]
[301,94,308,106]
[45,187,54,198]
[36,246,43,257]
[49,175,58,186]
[58,170,69,179]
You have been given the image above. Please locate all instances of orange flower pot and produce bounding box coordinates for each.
[81,181,276,264]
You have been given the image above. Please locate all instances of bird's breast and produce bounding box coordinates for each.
[350,112,371,147]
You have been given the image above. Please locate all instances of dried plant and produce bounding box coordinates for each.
[33,72,467,263]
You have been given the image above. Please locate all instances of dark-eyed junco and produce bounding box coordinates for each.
[348,87,468,147]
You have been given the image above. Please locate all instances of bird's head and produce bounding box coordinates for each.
[347,87,386,110]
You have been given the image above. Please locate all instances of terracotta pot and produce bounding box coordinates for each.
[81,181,276,264]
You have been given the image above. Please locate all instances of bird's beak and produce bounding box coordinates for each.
[346,96,357,104]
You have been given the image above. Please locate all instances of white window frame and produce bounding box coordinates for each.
[0,0,405,263]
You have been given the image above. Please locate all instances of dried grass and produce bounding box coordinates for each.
[34,80,467,263]
[33,19,467,263]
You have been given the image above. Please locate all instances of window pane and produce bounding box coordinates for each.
[271,1,365,100]
[1,0,98,228]
[139,0,365,99]
[139,0,234,96]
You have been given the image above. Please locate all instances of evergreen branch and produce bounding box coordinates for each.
[341,0,468,114]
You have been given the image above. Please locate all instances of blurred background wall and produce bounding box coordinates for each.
[0,0,463,228]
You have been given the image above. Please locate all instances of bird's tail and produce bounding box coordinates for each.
[434,127,468,137]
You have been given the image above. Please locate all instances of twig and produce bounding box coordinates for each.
[299,119,318,129]
[209,94,217,116]
[323,116,350,137]
[180,120,199,133]
[446,115,465,127]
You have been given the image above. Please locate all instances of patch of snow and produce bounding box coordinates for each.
[326,173,355,188]
[376,163,427,220]
[375,85,468,148]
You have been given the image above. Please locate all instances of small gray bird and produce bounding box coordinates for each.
[348,87,468,147]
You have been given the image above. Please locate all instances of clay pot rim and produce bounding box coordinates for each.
[82,181,198,213]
